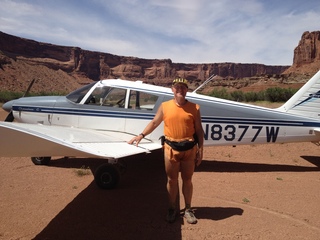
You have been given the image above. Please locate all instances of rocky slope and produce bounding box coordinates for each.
[284,31,320,75]
[0,31,319,93]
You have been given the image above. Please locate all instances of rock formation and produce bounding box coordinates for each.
[0,31,289,92]
[0,31,320,93]
[284,31,320,74]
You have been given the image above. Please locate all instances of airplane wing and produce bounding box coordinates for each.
[0,122,162,159]
[314,128,320,136]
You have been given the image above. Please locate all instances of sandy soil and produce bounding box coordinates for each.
[0,109,319,240]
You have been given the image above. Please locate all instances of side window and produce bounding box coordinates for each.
[86,86,111,105]
[103,88,127,108]
[129,91,158,110]
[66,82,96,103]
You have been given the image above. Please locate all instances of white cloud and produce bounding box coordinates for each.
[0,0,319,65]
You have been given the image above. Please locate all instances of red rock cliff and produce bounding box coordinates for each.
[284,31,320,74]
[0,31,288,89]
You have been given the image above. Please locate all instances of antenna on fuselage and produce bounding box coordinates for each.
[192,74,216,93]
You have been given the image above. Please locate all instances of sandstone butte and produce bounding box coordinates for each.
[0,30,319,94]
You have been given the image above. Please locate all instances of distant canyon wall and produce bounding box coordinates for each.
[0,31,288,84]
[0,31,320,93]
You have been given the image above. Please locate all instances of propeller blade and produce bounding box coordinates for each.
[23,79,35,97]
[3,79,36,122]
[4,111,14,122]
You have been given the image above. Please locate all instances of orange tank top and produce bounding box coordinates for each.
[162,99,200,140]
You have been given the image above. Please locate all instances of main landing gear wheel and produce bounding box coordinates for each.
[94,163,120,189]
[31,156,51,165]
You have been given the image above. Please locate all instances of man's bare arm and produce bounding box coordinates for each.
[128,104,163,146]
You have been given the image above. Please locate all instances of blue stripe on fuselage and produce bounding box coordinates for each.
[12,105,155,120]
[12,105,320,128]
[202,116,320,127]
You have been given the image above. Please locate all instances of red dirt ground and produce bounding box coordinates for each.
[0,109,319,240]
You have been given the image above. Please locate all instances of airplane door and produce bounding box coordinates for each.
[125,90,163,138]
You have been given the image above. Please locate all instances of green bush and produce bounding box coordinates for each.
[0,91,24,102]
[208,88,230,100]
[0,91,67,103]
[208,87,298,102]
[230,91,245,102]
[264,87,297,102]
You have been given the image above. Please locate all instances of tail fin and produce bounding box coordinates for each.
[277,70,320,119]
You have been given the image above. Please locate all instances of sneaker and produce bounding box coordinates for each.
[184,209,197,224]
[166,208,177,223]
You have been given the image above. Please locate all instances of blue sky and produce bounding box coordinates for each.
[1,0,319,65]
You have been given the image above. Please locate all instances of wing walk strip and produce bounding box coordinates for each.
[0,122,161,159]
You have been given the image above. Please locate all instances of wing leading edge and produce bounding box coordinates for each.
[0,122,162,159]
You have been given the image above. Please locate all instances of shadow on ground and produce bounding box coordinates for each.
[32,151,249,240]
[33,151,186,240]
[301,155,320,168]
[195,207,243,221]
[196,157,320,173]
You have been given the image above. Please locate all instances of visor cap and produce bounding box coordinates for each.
[172,78,188,88]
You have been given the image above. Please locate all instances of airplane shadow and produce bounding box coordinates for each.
[34,151,183,240]
[196,157,320,173]
[301,155,320,168]
[32,151,245,240]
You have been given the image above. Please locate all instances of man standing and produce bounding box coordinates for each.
[128,78,204,224]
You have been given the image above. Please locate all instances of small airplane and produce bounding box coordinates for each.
[1,71,320,189]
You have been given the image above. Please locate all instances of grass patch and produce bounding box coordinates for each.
[74,165,92,177]
[242,197,250,203]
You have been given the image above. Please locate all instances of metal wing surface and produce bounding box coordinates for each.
[0,122,161,159]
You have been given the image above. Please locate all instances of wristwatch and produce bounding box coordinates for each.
[139,133,145,138]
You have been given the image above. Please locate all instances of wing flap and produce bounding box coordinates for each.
[0,122,161,158]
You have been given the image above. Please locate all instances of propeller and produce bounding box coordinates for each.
[4,79,36,122]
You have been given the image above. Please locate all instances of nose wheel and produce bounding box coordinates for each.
[31,156,51,165]
[94,163,121,189]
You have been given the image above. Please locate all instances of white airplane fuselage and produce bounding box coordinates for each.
[4,78,320,147]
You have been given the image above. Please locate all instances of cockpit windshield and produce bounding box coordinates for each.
[66,81,159,110]
[66,82,96,103]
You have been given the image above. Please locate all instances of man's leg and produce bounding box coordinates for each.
[164,148,180,223]
[180,159,194,208]
[164,152,180,208]
[180,147,198,224]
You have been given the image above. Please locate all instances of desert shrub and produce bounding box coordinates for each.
[0,91,67,103]
[208,87,298,102]
[244,91,263,102]
[0,91,24,102]
[208,88,231,100]
[264,87,297,102]
[230,91,245,102]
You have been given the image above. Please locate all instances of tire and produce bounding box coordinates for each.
[31,156,51,165]
[94,164,120,189]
